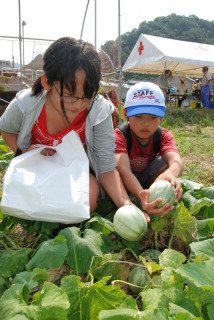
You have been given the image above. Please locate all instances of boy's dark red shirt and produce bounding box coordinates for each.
[114,126,178,174]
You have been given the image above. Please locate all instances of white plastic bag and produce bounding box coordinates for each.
[1,131,90,224]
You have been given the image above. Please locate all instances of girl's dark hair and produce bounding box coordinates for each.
[32,37,101,98]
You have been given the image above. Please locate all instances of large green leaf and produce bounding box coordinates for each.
[80,279,131,320]
[200,186,214,200]
[61,275,138,320]
[169,303,203,319]
[182,192,214,218]
[140,288,169,319]
[12,268,49,291]
[92,253,130,283]
[190,238,214,260]
[196,219,214,240]
[0,282,69,320]
[60,274,87,317]
[59,227,105,274]
[0,248,29,278]
[172,202,197,244]
[207,303,214,320]
[176,260,214,292]
[26,235,68,270]
[179,178,203,192]
[159,249,186,269]
[161,269,203,317]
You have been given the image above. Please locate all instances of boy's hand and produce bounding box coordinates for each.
[139,190,174,216]
[155,175,183,202]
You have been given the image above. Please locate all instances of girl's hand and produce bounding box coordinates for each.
[122,201,150,223]
[40,148,56,156]
[26,145,56,156]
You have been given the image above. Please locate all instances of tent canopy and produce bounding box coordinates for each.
[122,34,214,78]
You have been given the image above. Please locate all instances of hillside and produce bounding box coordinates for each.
[101,14,214,80]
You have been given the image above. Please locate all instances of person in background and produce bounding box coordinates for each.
[159,69,172,103]
[201,66,212,108]
[114,82,183,218]
[177,78,187,107]
[0,37,133,216]
[192,79,200,91]
[192,79,201,103]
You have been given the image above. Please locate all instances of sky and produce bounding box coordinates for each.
[1,0,214,66]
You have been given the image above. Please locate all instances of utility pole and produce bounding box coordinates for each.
[18,0,23,88]
[118,0,122,105]
[22,20,27,77]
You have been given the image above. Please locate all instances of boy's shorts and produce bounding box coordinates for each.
[134,156,167,189]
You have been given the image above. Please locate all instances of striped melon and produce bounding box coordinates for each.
[113,205,147,241]
[128,263,149,294]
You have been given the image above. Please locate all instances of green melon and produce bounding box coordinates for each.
[113,205,147,241]
[128,263,148,294]
[148,180,176,208]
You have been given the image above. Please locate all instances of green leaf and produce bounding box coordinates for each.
[200,186,214,200]
[12,268,49,291]
[190,238,214,260]
[0,282,69,320]
[151,216,167,232]
[182,192,214,218]
[0,248,29,278]
[159,249,186,269]
[26,235,68,270]
[31,282,70,319]
[0,282,70,320]
[172,202,197,244]
[179,178,203,192]
[95,199,117,219]
[85,216,114,236]
[161,269,203,317]
[98,308,143,319]
[140,288,169,319]
[169,302,203,319]
[12,271,38,292]
[80,281,129,320]
[60,274,87,317]
[63,275,132,320]
[207,303,214,320]
[196,219,214,240]
[59,227,104,274]
[92,253,130,283]
[176,260,214,292]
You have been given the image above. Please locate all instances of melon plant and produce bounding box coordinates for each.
[148,180,176,208]
[128,263,149,294]
[113,205,147,241]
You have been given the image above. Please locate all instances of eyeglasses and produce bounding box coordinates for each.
[53,84,97,105]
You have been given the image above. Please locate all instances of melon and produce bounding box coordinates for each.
[128,263,149,294]
[148,180,176,208]
[113,205,147,241]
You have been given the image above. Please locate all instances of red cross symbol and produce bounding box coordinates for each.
[138,41,144,55]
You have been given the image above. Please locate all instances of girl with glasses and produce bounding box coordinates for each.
[0,37,134,216]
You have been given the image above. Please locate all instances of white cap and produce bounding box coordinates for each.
[124,81,166,117]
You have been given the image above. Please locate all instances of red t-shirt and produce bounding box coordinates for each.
[114,126,178,174]
[31,105,87,147]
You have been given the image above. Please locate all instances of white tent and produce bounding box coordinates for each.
[122,34,214,78]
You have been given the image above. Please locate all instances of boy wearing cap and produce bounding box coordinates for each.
[114,82,183,217]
